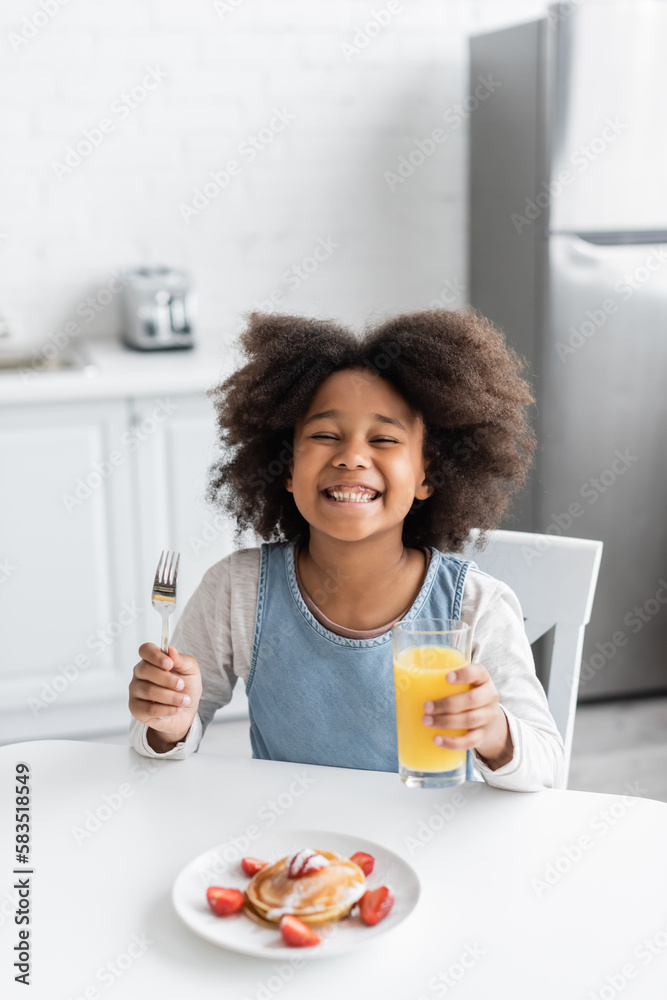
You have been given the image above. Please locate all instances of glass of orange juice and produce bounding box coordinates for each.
[392,618,472,788]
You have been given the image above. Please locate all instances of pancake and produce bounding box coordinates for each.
[243,849,367,926]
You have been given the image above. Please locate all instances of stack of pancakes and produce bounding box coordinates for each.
[243,849,367,927]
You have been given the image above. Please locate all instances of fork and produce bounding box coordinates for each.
[152,549,180,652]
[152,550,180,720]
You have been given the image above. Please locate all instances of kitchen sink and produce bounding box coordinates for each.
[0,343,97,375]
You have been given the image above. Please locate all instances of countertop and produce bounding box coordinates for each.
[0,334,238,406]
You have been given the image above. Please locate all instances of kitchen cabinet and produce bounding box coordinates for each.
[0,390,250,743]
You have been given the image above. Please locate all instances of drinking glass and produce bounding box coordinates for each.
[392,618,472,788]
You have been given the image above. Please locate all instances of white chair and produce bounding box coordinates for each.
[460,529,603,788]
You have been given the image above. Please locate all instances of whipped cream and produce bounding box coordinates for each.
[286,848,330,879]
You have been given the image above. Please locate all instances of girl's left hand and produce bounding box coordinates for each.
[422,663,513,766]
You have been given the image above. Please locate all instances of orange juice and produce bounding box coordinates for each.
[394,645,472,772]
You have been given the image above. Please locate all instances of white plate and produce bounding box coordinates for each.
[172,828,421,960]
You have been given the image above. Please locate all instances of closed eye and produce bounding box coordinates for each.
[311,434,397,443]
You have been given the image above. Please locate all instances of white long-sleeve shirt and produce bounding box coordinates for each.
[128,547,565,791]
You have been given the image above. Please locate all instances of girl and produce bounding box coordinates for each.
[128,309,565,791]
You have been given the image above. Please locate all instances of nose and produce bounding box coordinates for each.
[332,438,373,468]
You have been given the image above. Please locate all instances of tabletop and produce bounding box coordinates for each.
[1,740,666,1000]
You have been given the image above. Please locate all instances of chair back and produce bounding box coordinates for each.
[460,529,603,787]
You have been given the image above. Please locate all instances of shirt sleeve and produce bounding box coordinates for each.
[128,554,237,759]
[461,569,566,792]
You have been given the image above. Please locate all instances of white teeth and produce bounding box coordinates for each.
[326,489,378,503]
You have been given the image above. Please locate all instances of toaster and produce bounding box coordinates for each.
[119,266,195,351]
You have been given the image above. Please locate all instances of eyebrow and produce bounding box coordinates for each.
[302,409,407,432]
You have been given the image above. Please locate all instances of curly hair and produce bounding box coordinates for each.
[205,308,536,552]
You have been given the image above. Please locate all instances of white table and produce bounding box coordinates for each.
[1,741,666,1000]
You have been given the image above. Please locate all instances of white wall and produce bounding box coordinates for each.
[0,0,552,348]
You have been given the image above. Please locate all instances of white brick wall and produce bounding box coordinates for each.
[0,0,551,346]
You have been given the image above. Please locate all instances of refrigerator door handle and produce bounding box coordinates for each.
[552,230,667,247]
[551,234,667,272]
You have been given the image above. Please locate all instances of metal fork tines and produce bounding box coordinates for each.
[152,550,180,654]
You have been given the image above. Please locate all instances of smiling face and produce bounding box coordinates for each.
[285,367,433,544]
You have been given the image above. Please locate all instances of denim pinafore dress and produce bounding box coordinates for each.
[245,539,477,780]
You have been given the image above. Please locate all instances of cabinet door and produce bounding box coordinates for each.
[0,399,138,736]
[132,392,256,720]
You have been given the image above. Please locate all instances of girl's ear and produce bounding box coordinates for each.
[416,479,434,501]
[416,456,434,500]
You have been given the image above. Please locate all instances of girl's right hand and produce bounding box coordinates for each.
[128,642,202,740]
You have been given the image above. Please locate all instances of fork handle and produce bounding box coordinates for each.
[161,618,169,654]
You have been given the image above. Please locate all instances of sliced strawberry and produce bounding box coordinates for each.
[241,856,268,876]
[350,851,375,876]
[280,914,321,947]
[206,886,244,916]
[358,886,395,926]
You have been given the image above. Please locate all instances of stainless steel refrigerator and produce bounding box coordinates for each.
[469,2,667,700]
